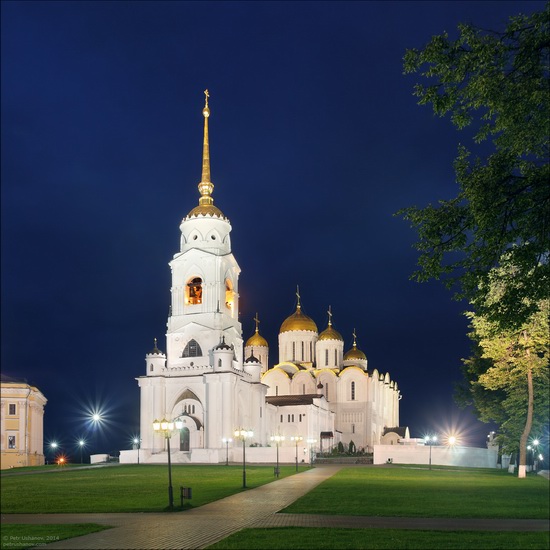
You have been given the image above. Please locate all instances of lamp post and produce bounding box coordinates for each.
[133,437,141,465]
[528,439,540,471]
[424,435,437,470]
[49,442,58,465]
[78,439,85,464]
[307,438,317,465]
[153,417,183,508]
[291,436,303,472]
[222,437,232,466]
[271,433,285,478]
[234,429,253,488]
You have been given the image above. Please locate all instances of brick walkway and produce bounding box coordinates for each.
[2,465,548,549]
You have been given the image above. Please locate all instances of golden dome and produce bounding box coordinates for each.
[344,329,366,360]
[245,331,268,348]
[187,204,225,219]
[318,325,343,341]
[343,345,366,360]
[280,305,318,334]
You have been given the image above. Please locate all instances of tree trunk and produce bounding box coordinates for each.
[518,359,534,479]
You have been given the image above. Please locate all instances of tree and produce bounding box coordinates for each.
[459,275,549,478]
[399,5,549,330]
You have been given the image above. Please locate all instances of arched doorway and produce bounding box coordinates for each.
[180,427,190,452]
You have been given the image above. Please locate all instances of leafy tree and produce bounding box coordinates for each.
[399,5,549,329]
[459,272,549,478]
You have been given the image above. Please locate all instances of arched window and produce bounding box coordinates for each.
[225,279,235,310]
[351,381,356,401]
[325,349,329,366]
[187,277,203,305]
[301,341,304,360]
[335,349,337,366]
[182,339,202,358]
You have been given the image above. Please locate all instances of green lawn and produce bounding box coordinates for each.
[0,524,110,550]
[2,465,548,550]
[0,464,305,513]
[281,466,549,519]
[207,527,549,549]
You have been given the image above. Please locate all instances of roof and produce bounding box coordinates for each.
[265,394,321,407]
[383,426,408,437]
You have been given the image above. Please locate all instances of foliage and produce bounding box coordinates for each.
[399,5,550,329]
[458,287,549,458]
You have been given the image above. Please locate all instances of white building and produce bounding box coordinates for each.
[129,93,402,465]
[1,374,47,469]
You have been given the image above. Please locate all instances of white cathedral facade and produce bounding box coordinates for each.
[127,93,402,465]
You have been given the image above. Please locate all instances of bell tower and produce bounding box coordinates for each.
[166,91,242,368]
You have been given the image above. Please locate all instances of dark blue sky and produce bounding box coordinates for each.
[2,0,544,458]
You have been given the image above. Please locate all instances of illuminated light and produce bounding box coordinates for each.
[175,420,184,430]
[448,436,456,446]
[533,439,540,446]
[160,418,169,431]
[153,419,161,431]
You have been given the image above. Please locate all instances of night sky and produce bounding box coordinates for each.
[2,0,544,459]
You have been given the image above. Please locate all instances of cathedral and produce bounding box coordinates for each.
[133,92,402,465]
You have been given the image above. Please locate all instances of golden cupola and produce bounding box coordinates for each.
[245,314,268,348]
[280,291,318,334]
[187,89,225,219]
[318,306,343,341]
[343,330,367,360]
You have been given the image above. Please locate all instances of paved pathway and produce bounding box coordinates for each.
[2,465,549,549]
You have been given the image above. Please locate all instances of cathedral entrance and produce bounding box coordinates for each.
[180,427,190,452]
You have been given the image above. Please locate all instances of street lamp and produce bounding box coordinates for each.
[271,433,285,478]
[153,417,183,508]
[78,439,85,464]
[234,429,253,488]
[424,435,437,470]
[307,438,317,465]
[291,436,303,472]
[527,439,542,472]
[133,437,141,465]
[49,442,58,465]
[222,437,232,466]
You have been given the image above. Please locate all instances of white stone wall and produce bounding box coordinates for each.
[374,444,498,469]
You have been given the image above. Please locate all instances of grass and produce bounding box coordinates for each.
[206,527,549,549]
[2,465,548,549]
[0,464,306,513]
[281,466,550,519]
[0,524,110,550]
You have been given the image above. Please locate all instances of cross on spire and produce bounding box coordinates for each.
[204,89,209,107]
[327,305,332,326]
[352,328,357,347]
[254,312,260,333]
[296,285,301,308]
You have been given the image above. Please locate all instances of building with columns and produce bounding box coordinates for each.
[129,92,402,465]
[1,374,47,469]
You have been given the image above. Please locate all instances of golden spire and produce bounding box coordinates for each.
[254,312,261,333]
[296,285,301,310]
[327,305,332,327]
[198,89,214,206]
